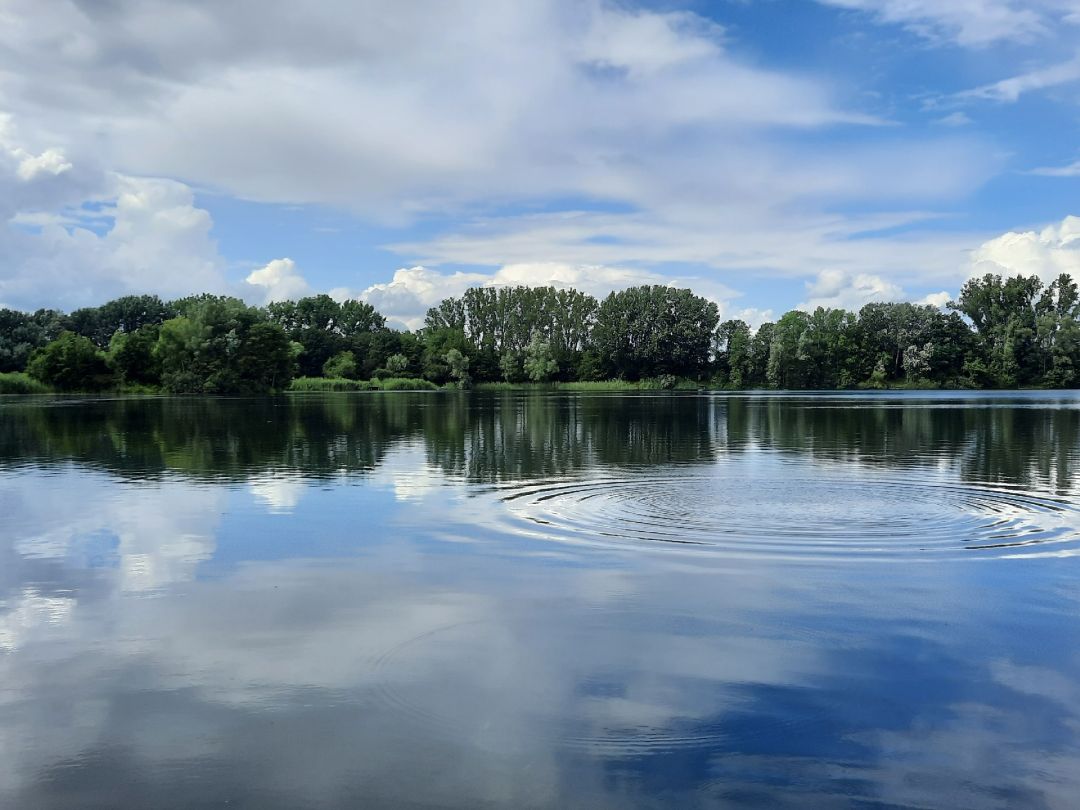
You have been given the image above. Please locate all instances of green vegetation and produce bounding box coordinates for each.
[3,273,1080,393]
[289,376,438,392]
[290,377,376,392]
[26,331,113,391]
[0,372,51,394]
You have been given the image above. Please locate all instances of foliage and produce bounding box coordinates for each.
[592,286,718,380]
[374,377,439,391]
[267,295,386,377]
[523,335,559,382]
[322,351,359,380]
[27,331,114,391]
[0,372,51,394]
[69,295,174,348]
[444,348,471,387]
[0,308,66,372]
[426,286,597,380]
[386,353,410,375]
[107,324,162,385]
[155,298,294,393]
[289,376,376,392]
[7,271,1080,393]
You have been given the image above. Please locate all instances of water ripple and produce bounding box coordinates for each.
[485,470,1080,561]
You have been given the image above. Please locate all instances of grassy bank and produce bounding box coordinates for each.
[288,377,439,392]
[474,378,703,392]
[0,372,51,394]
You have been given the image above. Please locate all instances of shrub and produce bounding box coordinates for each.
[27,332,114,391]
[322,351,358,380]
[0,372,51,394]
[375,377,438,391]
[289,377,375,392]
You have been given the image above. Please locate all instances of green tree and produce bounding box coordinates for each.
[715,319,751,387]
[0,308,66,372]
[747,322,774,387]
[421,327,471,384]
[156,297,293,393]
[107,324,162,386]
[267,295,386,378]
[27,332,114,391]
[797,307,857,389]
[767,311,810,389]
[951,273,1044,387]
[445,348,471,387]
[592,286,718,380]
[499,351,525,383]
[386,353,410,375]
[523,335,558,382]
[323,351,359,379]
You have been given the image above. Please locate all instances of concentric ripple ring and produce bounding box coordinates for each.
[487,469,1080,561]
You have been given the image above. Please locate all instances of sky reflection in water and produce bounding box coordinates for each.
[1,391,1079,809]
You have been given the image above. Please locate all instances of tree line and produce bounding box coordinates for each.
[1,272,1078,393]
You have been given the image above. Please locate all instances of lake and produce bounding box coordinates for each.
[1,391,1079,808]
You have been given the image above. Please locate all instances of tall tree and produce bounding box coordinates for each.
[592,286,718,380]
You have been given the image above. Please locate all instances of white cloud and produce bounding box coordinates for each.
[0,114,239,310]
[797,270,954,312]
[1030,159,1080,177]
[727,307,775,330]
[244,257,312,304]
[936,112,973,127]
[969,215,1080,282]
[0,3,1011,310]
[357,262,738,329]
[392,207,985,294]
[1,174,229,310]
[0,1,884,217]
[959,55,1080,103]
[798,268,903,311]
[918,290,952,308]
[818,0,1061,46]
[14,148,72,182]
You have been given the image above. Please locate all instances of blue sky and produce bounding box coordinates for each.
[1,0,1079,327]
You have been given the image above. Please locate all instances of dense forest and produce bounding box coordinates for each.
[0,272,1077,393]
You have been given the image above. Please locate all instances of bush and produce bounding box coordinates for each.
[289,377,375,392]
[375,377,438,391]
[27,332,114,391]
[0,372,51,394]
[322,351,358,380]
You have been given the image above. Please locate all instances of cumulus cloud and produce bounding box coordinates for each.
[0,0,1001,298]
[0,1,889,216]
[0,114,239,310]
[796,269,954,312]
[969,215,1080,282]
[244,257,312,304]
[798,269,903,311]
[0,174,229,310]
[918,291,952,308]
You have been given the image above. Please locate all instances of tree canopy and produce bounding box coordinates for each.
[6,273,1080,392]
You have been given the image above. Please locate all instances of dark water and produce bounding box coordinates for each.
[1,391,1079,809]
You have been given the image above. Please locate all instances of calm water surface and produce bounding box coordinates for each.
[1,391,1079,808]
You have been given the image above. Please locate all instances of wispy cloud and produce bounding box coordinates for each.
[1029,159,1080,177]
[958,55,1080,103]
[817,0,1056,47]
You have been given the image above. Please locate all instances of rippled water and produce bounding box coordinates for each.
[1,391,1080,808]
